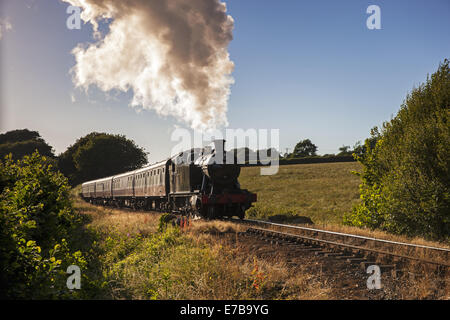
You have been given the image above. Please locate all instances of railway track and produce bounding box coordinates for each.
[230,218,450,276]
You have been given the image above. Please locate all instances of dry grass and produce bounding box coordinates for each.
[74,188,160,236]
[174,220,334,299]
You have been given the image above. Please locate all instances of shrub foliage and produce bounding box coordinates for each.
[0,152,86,299]
[344,60,450,240]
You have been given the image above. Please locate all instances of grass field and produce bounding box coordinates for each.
[239,162,362,225]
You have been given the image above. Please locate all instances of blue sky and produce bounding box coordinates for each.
[1,0,449,162]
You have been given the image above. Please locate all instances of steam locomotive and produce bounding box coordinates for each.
[81,140,256,219]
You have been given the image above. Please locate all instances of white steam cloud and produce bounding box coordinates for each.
[63,0,235,131]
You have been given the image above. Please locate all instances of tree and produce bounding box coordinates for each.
[337,145,351,156]
[344,60,450,240]
[58,132,148,185]
[58,132,104,184]
[292,139,317,157]
[0,129,42,144]
[0,129,54,160]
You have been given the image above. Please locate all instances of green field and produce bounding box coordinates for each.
[239,162,362,225]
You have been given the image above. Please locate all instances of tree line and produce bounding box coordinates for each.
[283,139,365,159]
[0,130,148,186]
[225,139,363,164]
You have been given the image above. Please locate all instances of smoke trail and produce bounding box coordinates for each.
[63,0,234,130]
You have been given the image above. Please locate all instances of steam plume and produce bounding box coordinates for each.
[63,0,234,130]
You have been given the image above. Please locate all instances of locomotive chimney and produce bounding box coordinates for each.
[212,139,226,153]
[212,139,225,164]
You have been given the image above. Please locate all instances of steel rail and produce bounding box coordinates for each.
[245,227,450,268]
[240,218,450,253]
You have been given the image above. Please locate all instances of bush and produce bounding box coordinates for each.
[344,60,450,240]
[0,152,87,298]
